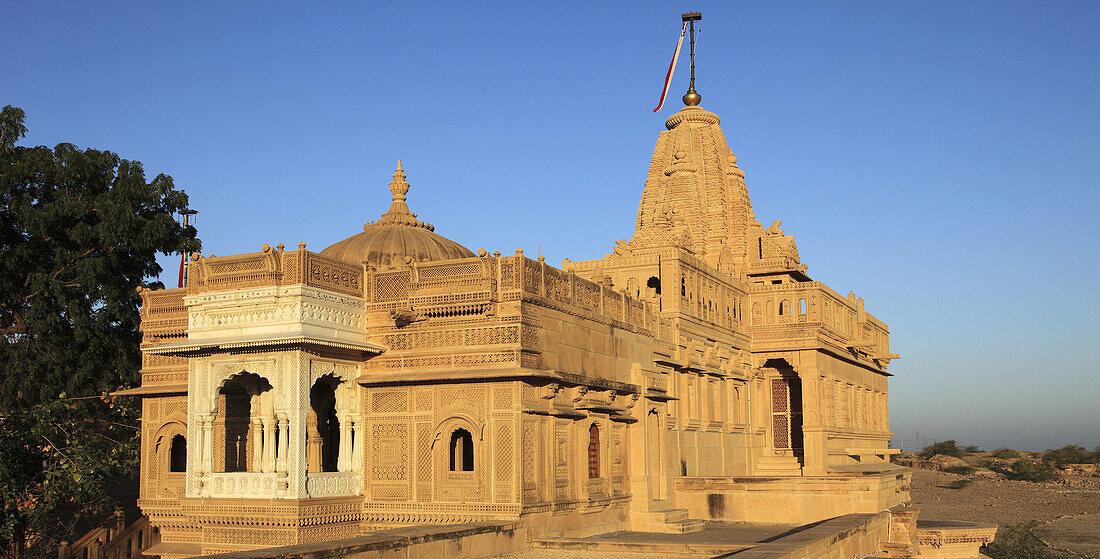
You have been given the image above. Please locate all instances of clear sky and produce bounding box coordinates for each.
[4,1,1097,451]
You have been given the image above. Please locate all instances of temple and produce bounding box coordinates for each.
[128,99,994,557]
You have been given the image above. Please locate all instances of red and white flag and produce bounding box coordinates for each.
[653,22,689,112]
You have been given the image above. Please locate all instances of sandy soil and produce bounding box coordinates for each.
[910,468,1100,558]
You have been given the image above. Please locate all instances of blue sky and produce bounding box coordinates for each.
[4,1,1097,451]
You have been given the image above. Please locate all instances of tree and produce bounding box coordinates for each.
[0,106,198,558]
[1042,445,1092,468]
[919,439,964,459]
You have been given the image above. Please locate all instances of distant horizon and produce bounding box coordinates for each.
[895,435,1100,454]
[5,2,1097,452]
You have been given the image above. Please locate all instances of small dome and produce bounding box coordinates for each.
[320,162,475,266]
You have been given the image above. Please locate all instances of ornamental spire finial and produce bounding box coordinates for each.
[682,12,702,107]
[367,161,434,231]
[389,160,410,203]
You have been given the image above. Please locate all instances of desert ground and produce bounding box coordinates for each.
[906,452,1100,558]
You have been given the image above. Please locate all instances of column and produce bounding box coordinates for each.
[337,415,350,472]
[250,418,263,472]
[276,414,290,473]
[200,414,214,472]
[352,417,364,472]
[262,416,276,472]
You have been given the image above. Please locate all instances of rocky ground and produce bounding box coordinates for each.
[908,455,1100,558]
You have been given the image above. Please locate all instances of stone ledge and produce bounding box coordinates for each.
[195,520,521,558]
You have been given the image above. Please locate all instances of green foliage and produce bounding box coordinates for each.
[0,106,198,558]
[992,458,1058,483]
[1042,445,1092,468]
[919,439,964,459]
[991,448,1021,459]
[981,522,1059,559]
[962,444,981,453]
[0,398,138,558]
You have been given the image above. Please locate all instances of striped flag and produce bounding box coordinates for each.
[653,21,689,112]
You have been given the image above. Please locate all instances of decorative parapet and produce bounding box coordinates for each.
[305,471,360,498]
[139,287,188,344]
[207,472,287,499]
[509,255,665,338]
[186,246,363,298]
[363,253,671,340]
[748,281,892,365]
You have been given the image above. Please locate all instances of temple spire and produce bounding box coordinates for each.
[682,12,701,107]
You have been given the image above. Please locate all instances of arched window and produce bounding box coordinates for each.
[309,378,340,473]
[799,298,806,314]
[449,429,474,472]
[779,300,786,315]
[646,276,661,295]
[588,424,601,478]
[169,435,187,473]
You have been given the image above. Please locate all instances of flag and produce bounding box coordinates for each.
[176,253,184,288]
[653,22,689,112]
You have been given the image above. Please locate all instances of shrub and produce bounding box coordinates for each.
[962,444,981,453]
[920,440,964,459]
[1043,445,1091,468]
[981,522,1058,559]
[991,448,1021,460]
[997,458,1058,483]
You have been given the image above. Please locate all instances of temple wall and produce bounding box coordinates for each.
[530,303,653,383]
[359,381,517,524]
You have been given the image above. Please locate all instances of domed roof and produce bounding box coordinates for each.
[320,162,475,266]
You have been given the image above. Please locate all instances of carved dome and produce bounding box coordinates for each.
[320,162,475,266]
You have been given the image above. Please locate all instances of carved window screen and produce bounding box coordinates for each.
[771,378,790,450]
[588,424,600,479]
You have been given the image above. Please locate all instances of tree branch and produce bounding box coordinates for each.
[0,313,26,335]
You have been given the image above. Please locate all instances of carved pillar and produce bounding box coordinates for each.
[200,414,214,473]
[337,414,351,472]
[352,417,364,471]
[306,409,321,473]
[276,415,290,473]
[250,418,263,472]
[262,417,276,472]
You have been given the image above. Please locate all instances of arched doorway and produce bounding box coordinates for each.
[213,372,272,473]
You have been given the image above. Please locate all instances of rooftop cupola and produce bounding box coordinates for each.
[320,162,475,267]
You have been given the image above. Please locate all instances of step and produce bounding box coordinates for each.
[756,455,803,475]
[661,508,688,523]
[629,508,702,533]
[664,518,705,534]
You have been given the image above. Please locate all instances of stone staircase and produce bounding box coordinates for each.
[755,455,803,476]
[631,507,705,533]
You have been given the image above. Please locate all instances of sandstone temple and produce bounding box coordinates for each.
[124,98,996,558]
